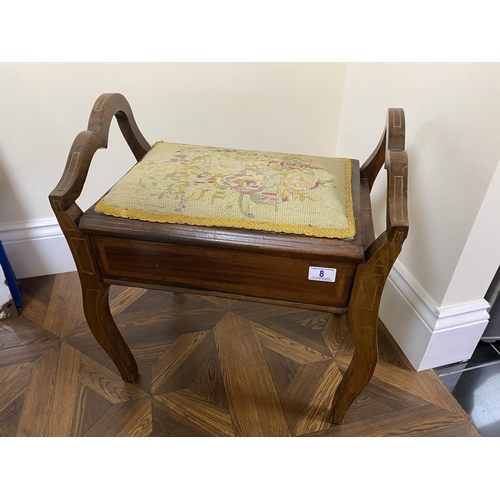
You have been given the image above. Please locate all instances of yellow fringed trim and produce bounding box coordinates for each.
[95,198,355,238]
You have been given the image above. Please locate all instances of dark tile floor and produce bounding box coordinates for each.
[434,339,500,437]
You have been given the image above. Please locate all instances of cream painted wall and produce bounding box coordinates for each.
[0,62,347,226]
[336,62,500,308]
[442,160,500,307]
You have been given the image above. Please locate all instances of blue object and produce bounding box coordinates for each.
[0,240,23,309]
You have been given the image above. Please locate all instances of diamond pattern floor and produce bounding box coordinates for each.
[0,272,479,437]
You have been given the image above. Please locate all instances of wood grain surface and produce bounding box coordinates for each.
[0,272,479,437]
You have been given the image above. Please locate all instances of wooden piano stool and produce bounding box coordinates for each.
[50,94,408,424]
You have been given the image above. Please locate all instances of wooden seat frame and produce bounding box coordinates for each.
[50,94,408,424]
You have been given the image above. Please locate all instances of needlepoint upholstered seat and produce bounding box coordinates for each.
[50,93,409,424]
[95,141,356,240]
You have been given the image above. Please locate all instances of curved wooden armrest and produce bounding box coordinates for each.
[361,108,408,254]
[385,148,408,243]
[49,93,151,215]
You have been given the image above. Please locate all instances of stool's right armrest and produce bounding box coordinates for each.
[361,108,409,246]
[384,108,408,243]
[385,144,409,244]
[49,93,151,217]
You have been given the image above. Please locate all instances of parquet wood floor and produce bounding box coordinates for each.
[0,271,479,437]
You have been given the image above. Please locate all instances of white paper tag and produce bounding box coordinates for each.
[308,266,337,282]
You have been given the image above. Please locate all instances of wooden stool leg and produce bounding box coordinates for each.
[50,205,139,383]
[331,296,378,424]
[82,281,138,382]
[331,232,406,424]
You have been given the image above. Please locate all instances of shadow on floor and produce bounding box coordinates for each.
[435,340,500,437]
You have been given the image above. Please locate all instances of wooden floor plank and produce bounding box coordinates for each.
[0,330,60,365]
[15,276,55,326]
[64,326,102,353]
[18,275,56,306]
[230,301,300,321]
[426,421,472,437]
[320,314,348,356]
[114,399,152,437]
[360,377,433,412]
[190,355,229,411]
[153,330,217,395]
[305,404,471,437]
[84,348,152,395]
[333,327,354,360]
[377,321,416,371]
[197,294,236,309]
[336,356,430,402]
[0,362,33,414]
[0,343,62,371]
[19,296,49,328]
[1,315,52,334]
[117,310,195,354]
[109,287,148,315]
[46,343,82,436]
[259,317,332,356]
[214,312,290,437]
[130,344,172,365]
[280,360,332,435]
[414,369,471,418]
[0,395,25,437]
[254,322,332,364]
[120,291,224,318]
[70,381,114,436]
[151,330,211,394]
[16,348,60,437]
[44,272,86,338]
[79,353,149,404]
[341,394,396,425]
[155,390,234,437]
[116,288,209,315]
[262,347,301,400]
[153,394,223,437]
[84,398,151,437]
[115,309,227,345]
[294,361,343,436]
[286,310,331,333]
[371,360,431,402]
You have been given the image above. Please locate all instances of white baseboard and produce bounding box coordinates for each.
[0,219,76,280]
[380,260,490,371]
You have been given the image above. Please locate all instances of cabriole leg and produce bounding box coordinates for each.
[82,280,138,382]
[331,292,379,424]
[330,236,404,424]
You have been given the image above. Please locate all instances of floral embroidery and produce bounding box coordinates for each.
[96,142,355,239]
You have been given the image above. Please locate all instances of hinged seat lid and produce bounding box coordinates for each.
[94,142,357,240]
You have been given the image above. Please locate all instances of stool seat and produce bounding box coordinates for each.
[80,146,366,311]
[79,175,365,310]
[95,141,356,240]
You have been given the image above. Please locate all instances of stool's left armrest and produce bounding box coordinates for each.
[49,93,151,217]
